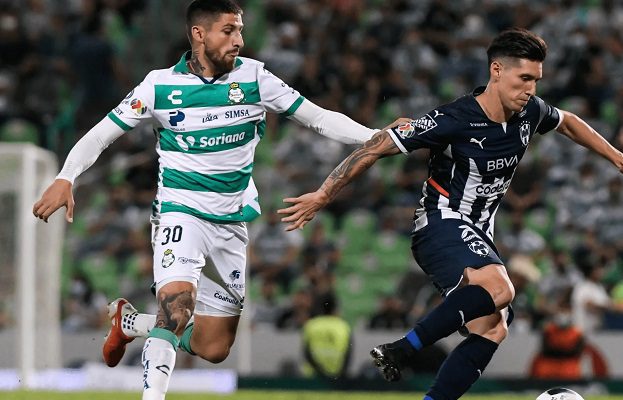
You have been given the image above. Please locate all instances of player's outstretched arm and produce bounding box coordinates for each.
[278,130,401,231]
[33,117,126,223]
[556,110,623,172]
[290,99,413,144]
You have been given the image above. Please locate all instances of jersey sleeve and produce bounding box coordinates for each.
[257,65,304,115]
[106,71,156,131]
[534,96,563,135]
[387,109,454,153]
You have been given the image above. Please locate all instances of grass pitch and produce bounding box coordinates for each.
[1,391,620,400]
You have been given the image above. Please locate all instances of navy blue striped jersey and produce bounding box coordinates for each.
[388,86,562,240]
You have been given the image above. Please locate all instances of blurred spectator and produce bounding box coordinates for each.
[368,294,410,330]
[301,295,351,380]
[530,292,609,379]
[535,248,582,322]
[62,272,108,332]
[251,279,282,328]
[249,210,303,293]
[506,254,541,332]
[571,254,611,334]
[276,287,313,330]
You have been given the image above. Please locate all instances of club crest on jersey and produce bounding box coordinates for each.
[162,249,175,268]
[130,98,147,115]
[228,82,245,103]
[519,121,531,147]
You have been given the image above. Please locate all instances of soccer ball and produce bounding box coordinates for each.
[536,388,585,400]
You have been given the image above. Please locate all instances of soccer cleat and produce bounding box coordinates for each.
[370,341,415,382]
[102,298,136,367]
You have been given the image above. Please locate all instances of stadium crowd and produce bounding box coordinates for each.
[2,0,623,343]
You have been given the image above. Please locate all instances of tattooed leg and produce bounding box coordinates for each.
[142,284,195,400]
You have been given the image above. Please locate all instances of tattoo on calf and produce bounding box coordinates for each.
[156,291,194,336]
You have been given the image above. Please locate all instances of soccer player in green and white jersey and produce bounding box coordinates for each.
[32,1,393,398]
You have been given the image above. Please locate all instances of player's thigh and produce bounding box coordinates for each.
[195,222,248,317]
[411,217,502,295]
[465,307,509,344]
[151,213,209,293]
[191,313,240,351]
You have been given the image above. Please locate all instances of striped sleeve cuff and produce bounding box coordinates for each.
[107,111,133,131]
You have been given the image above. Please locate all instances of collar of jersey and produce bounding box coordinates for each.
[173,51,243,74]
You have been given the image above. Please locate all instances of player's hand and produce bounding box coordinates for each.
[278,191,328,231]
[32,179,74,223]
[381,117,412,131]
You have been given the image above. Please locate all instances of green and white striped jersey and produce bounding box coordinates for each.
[107,52,304,224]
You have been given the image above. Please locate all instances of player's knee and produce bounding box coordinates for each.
[482,318,508,344]
[156,289,195,336]
[491,278,515,309]
[192,340,232,364]
[467,265,515,308]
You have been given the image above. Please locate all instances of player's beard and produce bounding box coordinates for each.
[205,47,236,75]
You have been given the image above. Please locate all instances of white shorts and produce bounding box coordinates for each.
[151,212,248,316]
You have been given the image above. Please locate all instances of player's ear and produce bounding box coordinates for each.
[490,60,502,81]
[190,25,206,44]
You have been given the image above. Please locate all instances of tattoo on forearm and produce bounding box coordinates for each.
[320,131,398,200]
[156,291,194,335]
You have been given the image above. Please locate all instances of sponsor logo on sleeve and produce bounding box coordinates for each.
[396,121,416,138]
[412,114,438,135]
[130,98,147,115]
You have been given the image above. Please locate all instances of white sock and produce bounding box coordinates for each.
[122,312,157,338]
[142,337,176,400]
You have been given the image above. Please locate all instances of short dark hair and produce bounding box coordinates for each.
[487,28,547,65]
[186,0,242,39]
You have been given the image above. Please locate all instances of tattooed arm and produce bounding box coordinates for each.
[278,130,401,231]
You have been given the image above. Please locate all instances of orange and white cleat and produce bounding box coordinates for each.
[102,298,137,367]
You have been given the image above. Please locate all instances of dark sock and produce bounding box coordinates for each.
[426,334,498,400]
[404,285,495,350]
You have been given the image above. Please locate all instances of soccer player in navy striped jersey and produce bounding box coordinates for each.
[279,28,623,400]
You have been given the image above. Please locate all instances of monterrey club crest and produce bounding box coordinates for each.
[228,82,245,103]
[519,121,531,147]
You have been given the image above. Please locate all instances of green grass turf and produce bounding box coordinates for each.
[1,391,620,400]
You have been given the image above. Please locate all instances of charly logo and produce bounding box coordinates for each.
[162,249,175,268]
[519,121,531,146]
[167,89,183,105]
[130,98,147,115]
[228,82,245,103]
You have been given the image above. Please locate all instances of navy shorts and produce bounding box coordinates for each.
[411,215,503,295]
